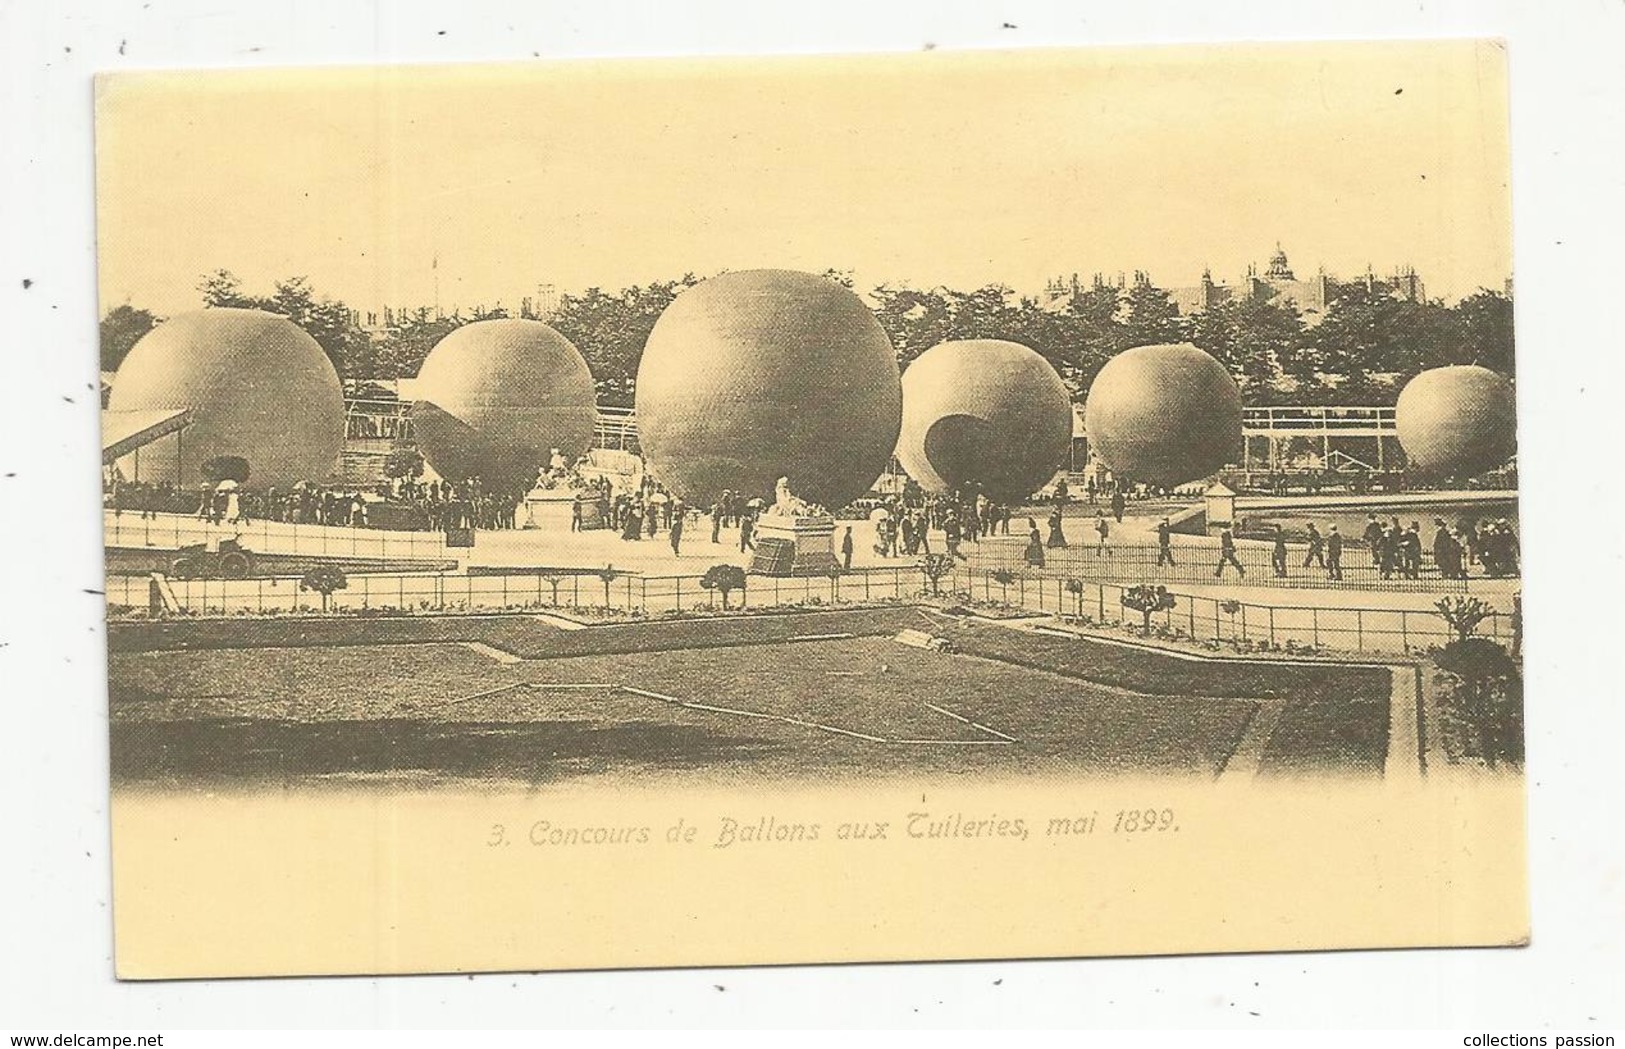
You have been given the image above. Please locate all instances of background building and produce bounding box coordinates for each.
[1045,245,1426,325]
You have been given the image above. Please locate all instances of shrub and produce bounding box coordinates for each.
[917,554,955,596]
[1434,637,1523,768]
[700,564,748,610]
[1434,596,1495,643]
[1121,584,1177,635]
[299,565,348,612]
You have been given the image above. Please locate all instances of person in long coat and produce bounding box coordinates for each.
[1046,506,1069,549]
[1024,518,1046,568]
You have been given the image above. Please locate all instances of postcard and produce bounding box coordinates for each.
[97,40,1525,977]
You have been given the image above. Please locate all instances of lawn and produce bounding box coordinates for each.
[112,638,1264,790]
[108,607,1393,791]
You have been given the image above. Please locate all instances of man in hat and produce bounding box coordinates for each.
[1156,517,1176,567]
[1270,526,1289,577]
[1326,524,1344,580]
[668,502,685,556]
[1431,518,1456,579]
[1363,513,1384,564]
[1214,526,1245,578]
[1303,522,1325,568]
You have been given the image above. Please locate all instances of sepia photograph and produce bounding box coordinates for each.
[91,39,1530,978]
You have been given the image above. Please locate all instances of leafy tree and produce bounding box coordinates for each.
[1232,298,1305,394]
[871,285,955,368]
[1121,584,1176,634]
[373,311,466,379]
[197,270,372,377]
[549,277,701,406]
[99,304,158,372]
[299,564,348,612]
[700,564,748,610]
[917,553,955,596]
[1454,289,1516,377]
[1121,275,1186,347]
[1307,283,1454,387]
[876,282,1101,395]
[197,269,255,308]
[1054,281,1129,390]
[1188,300,1241,375]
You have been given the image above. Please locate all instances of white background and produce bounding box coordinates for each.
[1,0,1621,1030]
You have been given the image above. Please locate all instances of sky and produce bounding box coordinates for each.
[94,40,1513,318]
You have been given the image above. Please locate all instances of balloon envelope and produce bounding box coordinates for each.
[410,319,596,492]
[1083,343,1242,487]
[635,269,902,508]
[897,339,1072,501]
[1395,365,1516,478]
[107,307,345,488]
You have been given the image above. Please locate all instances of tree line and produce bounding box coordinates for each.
[100,267,1514,408]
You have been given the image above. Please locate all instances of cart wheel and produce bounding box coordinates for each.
[170,559,195,580]
[218,552,250,578]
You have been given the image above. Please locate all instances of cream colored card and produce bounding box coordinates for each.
[98,40,1524,978]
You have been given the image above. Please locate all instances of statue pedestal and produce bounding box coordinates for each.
[749,513,839,576]
[522,488,579,530]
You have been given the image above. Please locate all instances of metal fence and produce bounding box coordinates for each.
[104,511,450,563]
[957,535,1509,593]
[104,561,1514,656]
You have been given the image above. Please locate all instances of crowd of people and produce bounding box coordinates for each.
[596,474,692,556]
[104,473,529,532]
[106,455,1522,586]
[860,485,1020,565]
[1206,513,1521,581]
[1357,513,1521,581]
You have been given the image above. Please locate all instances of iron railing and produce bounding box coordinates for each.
[104,561,1514,657]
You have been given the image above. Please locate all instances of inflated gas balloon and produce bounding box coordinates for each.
[1083,343,1242,487]
[107,308,344,488]
[635,269,902,508]
[897,339,1072,501]
[1395,365,1516,477]
[409,319,597,492]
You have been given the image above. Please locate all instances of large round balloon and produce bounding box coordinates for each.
[409,319,596,492]
[107,307,344,488]
[1395,365,1516,477]
[1083,343,1242,487]
[635,269,902,508]
[897,339,1072,501]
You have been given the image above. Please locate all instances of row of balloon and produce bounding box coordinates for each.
[107,269,1515,497]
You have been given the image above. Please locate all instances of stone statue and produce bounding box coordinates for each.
[769,476,821,518]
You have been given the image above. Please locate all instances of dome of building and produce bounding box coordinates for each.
[1395,365,1516,478]
[409,319,597,492]
[635,269,901,508]
[1082,343,1242,487]
[897,339,1072,502]
[107,308,345,488]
